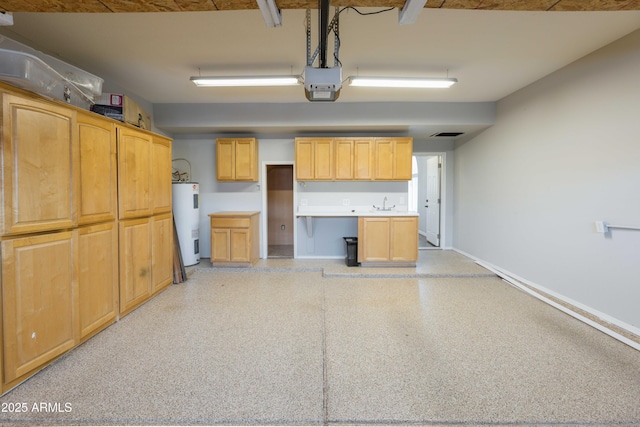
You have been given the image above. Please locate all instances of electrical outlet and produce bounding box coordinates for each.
[342,199,350,206]
[300,199,308,206]
[281,225,285,230]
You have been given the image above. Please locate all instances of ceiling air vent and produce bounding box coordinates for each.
[431,132,464,137]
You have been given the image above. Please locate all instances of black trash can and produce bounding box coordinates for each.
[343,237,359,267]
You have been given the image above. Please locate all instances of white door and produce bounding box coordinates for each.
[425,156,441,246]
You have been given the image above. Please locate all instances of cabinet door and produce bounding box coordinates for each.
[151,135,173,214]
[374,138,413,180]
[119,218,152,315]
[393,137,413,180]
[357,217,390,262]
[230,228,251,263]
[314,139,334,180]
[1,231,78,383]
[78,112,117,225]
[79,222,117,339]
[390,217,418,262]
[334,139,353,180]
[374,139,395,180]
[235,139,258,181]
[118,127,152,219]
[1,94,78,236]
[295,138,314,180]
[216,139,236,181]
[211,228,231,262]
[354,139,374,180]
[151,213,173,293]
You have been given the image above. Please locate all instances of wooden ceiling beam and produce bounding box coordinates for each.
[1,0,639,13]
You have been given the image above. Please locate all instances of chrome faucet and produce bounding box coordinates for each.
[373,196,395,211]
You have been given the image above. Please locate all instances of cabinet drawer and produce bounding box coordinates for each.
[210,218,250,229]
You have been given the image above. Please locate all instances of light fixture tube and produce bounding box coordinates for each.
[348,76,457,88]
[398,0,428,25]
[256,0,282,27]
[190,75,301,87]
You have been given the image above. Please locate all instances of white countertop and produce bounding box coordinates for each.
[296,206,418,217]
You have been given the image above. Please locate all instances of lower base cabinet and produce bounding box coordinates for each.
[357,216,418,266]
[79,222,118,340]
[1,231,79,385]
[209,211,260,266]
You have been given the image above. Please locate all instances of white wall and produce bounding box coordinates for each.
[453,29,640,330]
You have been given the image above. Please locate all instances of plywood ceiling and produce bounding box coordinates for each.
[1,0,639,12]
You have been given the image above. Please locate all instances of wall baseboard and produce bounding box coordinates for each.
[452,248,640,351]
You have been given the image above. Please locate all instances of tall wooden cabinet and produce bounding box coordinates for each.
[77,111,118,342]
[117,126,173,316]
[0,83,172,394]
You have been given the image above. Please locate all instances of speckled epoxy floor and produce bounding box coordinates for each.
[1,251,639,426]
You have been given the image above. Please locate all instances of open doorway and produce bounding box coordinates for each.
[412,155,442,249]
[265,164,294,258]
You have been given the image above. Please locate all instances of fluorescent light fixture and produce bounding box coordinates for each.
[190,75,301,87]
[256,0,282,27]
[348,76,457,88]
[398,0,428,25]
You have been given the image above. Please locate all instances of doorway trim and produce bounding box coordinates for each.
[260,161,296,259]
[413,151,448,250]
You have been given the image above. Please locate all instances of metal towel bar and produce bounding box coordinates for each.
[606,224,640,231]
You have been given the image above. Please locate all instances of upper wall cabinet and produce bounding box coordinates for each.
[374,137,413,181]
[216,138,258,181]
[77,111,117,225]
[294,137,411,181]
[295,138,334,181]
[1,93,78,236]
[334,138,375,180]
